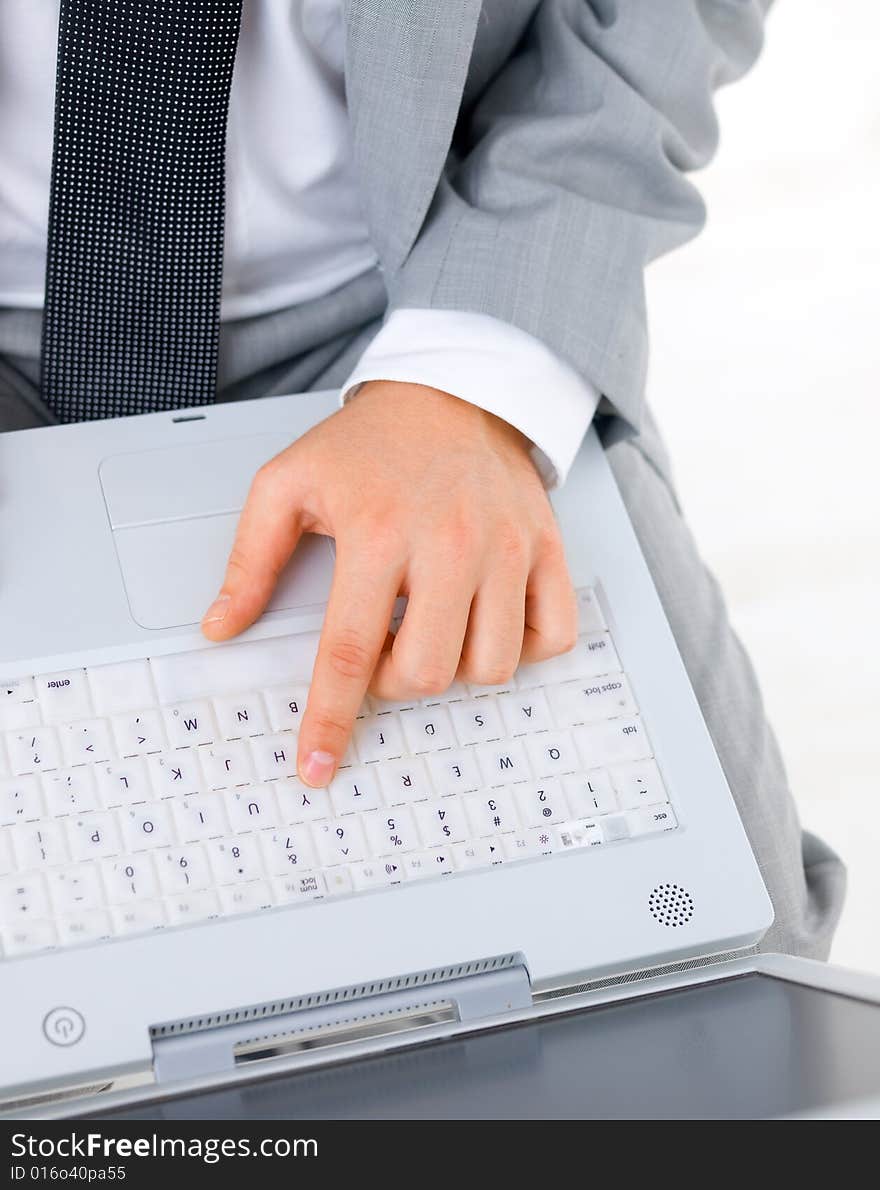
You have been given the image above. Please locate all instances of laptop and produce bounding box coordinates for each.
[0,390,875,1120]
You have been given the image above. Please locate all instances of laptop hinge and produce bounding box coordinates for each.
[151,961,532,1085]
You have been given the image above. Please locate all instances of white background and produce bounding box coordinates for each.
[646,0,880,972]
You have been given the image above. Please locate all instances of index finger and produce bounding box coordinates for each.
[298,542,402,787]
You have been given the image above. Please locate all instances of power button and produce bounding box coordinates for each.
[43,1007,86,1047]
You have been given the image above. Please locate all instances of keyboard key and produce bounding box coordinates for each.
[262,684,310,733]
[101,854,159,904]
[110,901,167,936]
[57,910,112,947]
[601,814,631,842]
[0,774,44,825]
[452,837,503,869]
[627,804,678,836]
[163,701,217,749]
[111,708,167,757]
[352,714,405,763]
[147,750,203,797]
[88,659,156,716]
[517,632,620,689]
[164,890,221,925]
[42,766,100,816]
[575,632,622,678]
[513,778,570,828]
[0,872,51,921]
[404,848,454,880]
[349,858,405,890]
[12,821,68,869]
[474,738,531,786]
[363,806,420,856]
[498,689,553,736]
[426,748,482,797]
[562,769,618,817]
[400,705,458,753]
[0,680,41,732]
[546,674,637,728]
[212,693,269,740]
[6,727,62,775]
[223,784,279,832]
[574,716,652,768]
[611,760,668,811]
[2,919,58,956]
[329,766,382,815]
[501,830,550,861]
[155,846,213,895]
[259,827,318,876]
[554,818,604,849]
[377,756,433,805]
[275,778,333,824]
[151,633,319,704]
[170,793,230,843]
[448,699,503,746]
[198,740,256,790]
[58,718,113,766]
[314,816,367,865]
[523,730,579,779]
[35,669,93,724]
[218,881,273,915]
[208,836,266,885]
[575,587,607,633]
[464,788,519,837]
[66,812,122,861]
[249,733,299,782]
[324,867,354,897]
[272,871,327,903]
[95,757,154,813]
[118,803,174,852]
[413,800,467,847]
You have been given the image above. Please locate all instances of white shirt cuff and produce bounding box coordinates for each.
[339,308,600,488]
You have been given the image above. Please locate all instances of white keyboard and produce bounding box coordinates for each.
[0,588,676,958]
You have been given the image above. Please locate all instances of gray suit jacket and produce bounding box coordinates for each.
[343,0,772,430]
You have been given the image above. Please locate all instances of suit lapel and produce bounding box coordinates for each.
[343,0,482,274]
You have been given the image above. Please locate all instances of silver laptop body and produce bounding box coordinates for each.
[0,391,773,1113]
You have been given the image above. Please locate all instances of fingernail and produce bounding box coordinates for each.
[301,750,336,787]
[202,593,231,625]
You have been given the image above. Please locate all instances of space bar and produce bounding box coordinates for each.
[150,632,321,703]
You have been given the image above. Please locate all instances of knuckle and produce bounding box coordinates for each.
[405,662,456,698]
[303,711,349,749]
[226,545,278,585]
[495,522,529,567]
[324,631,375,681]
[365,523,407,570]
[437,510,477,556]
[464,659,518,687]
[538,524,565,559]
[252,458,282,491]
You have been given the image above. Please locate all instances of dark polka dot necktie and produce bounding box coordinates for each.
[40,0,243,422]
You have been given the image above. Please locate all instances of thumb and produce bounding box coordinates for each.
[202,457,304,641]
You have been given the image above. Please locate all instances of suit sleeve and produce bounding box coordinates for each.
[383,0,773,430]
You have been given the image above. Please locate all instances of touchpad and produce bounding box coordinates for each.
[99,436,335,631]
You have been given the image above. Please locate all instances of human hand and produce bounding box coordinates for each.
[202,381,577,787]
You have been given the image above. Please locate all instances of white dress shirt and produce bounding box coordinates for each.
[0,0,598,484]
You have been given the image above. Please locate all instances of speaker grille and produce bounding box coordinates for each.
[649,883,694,927]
